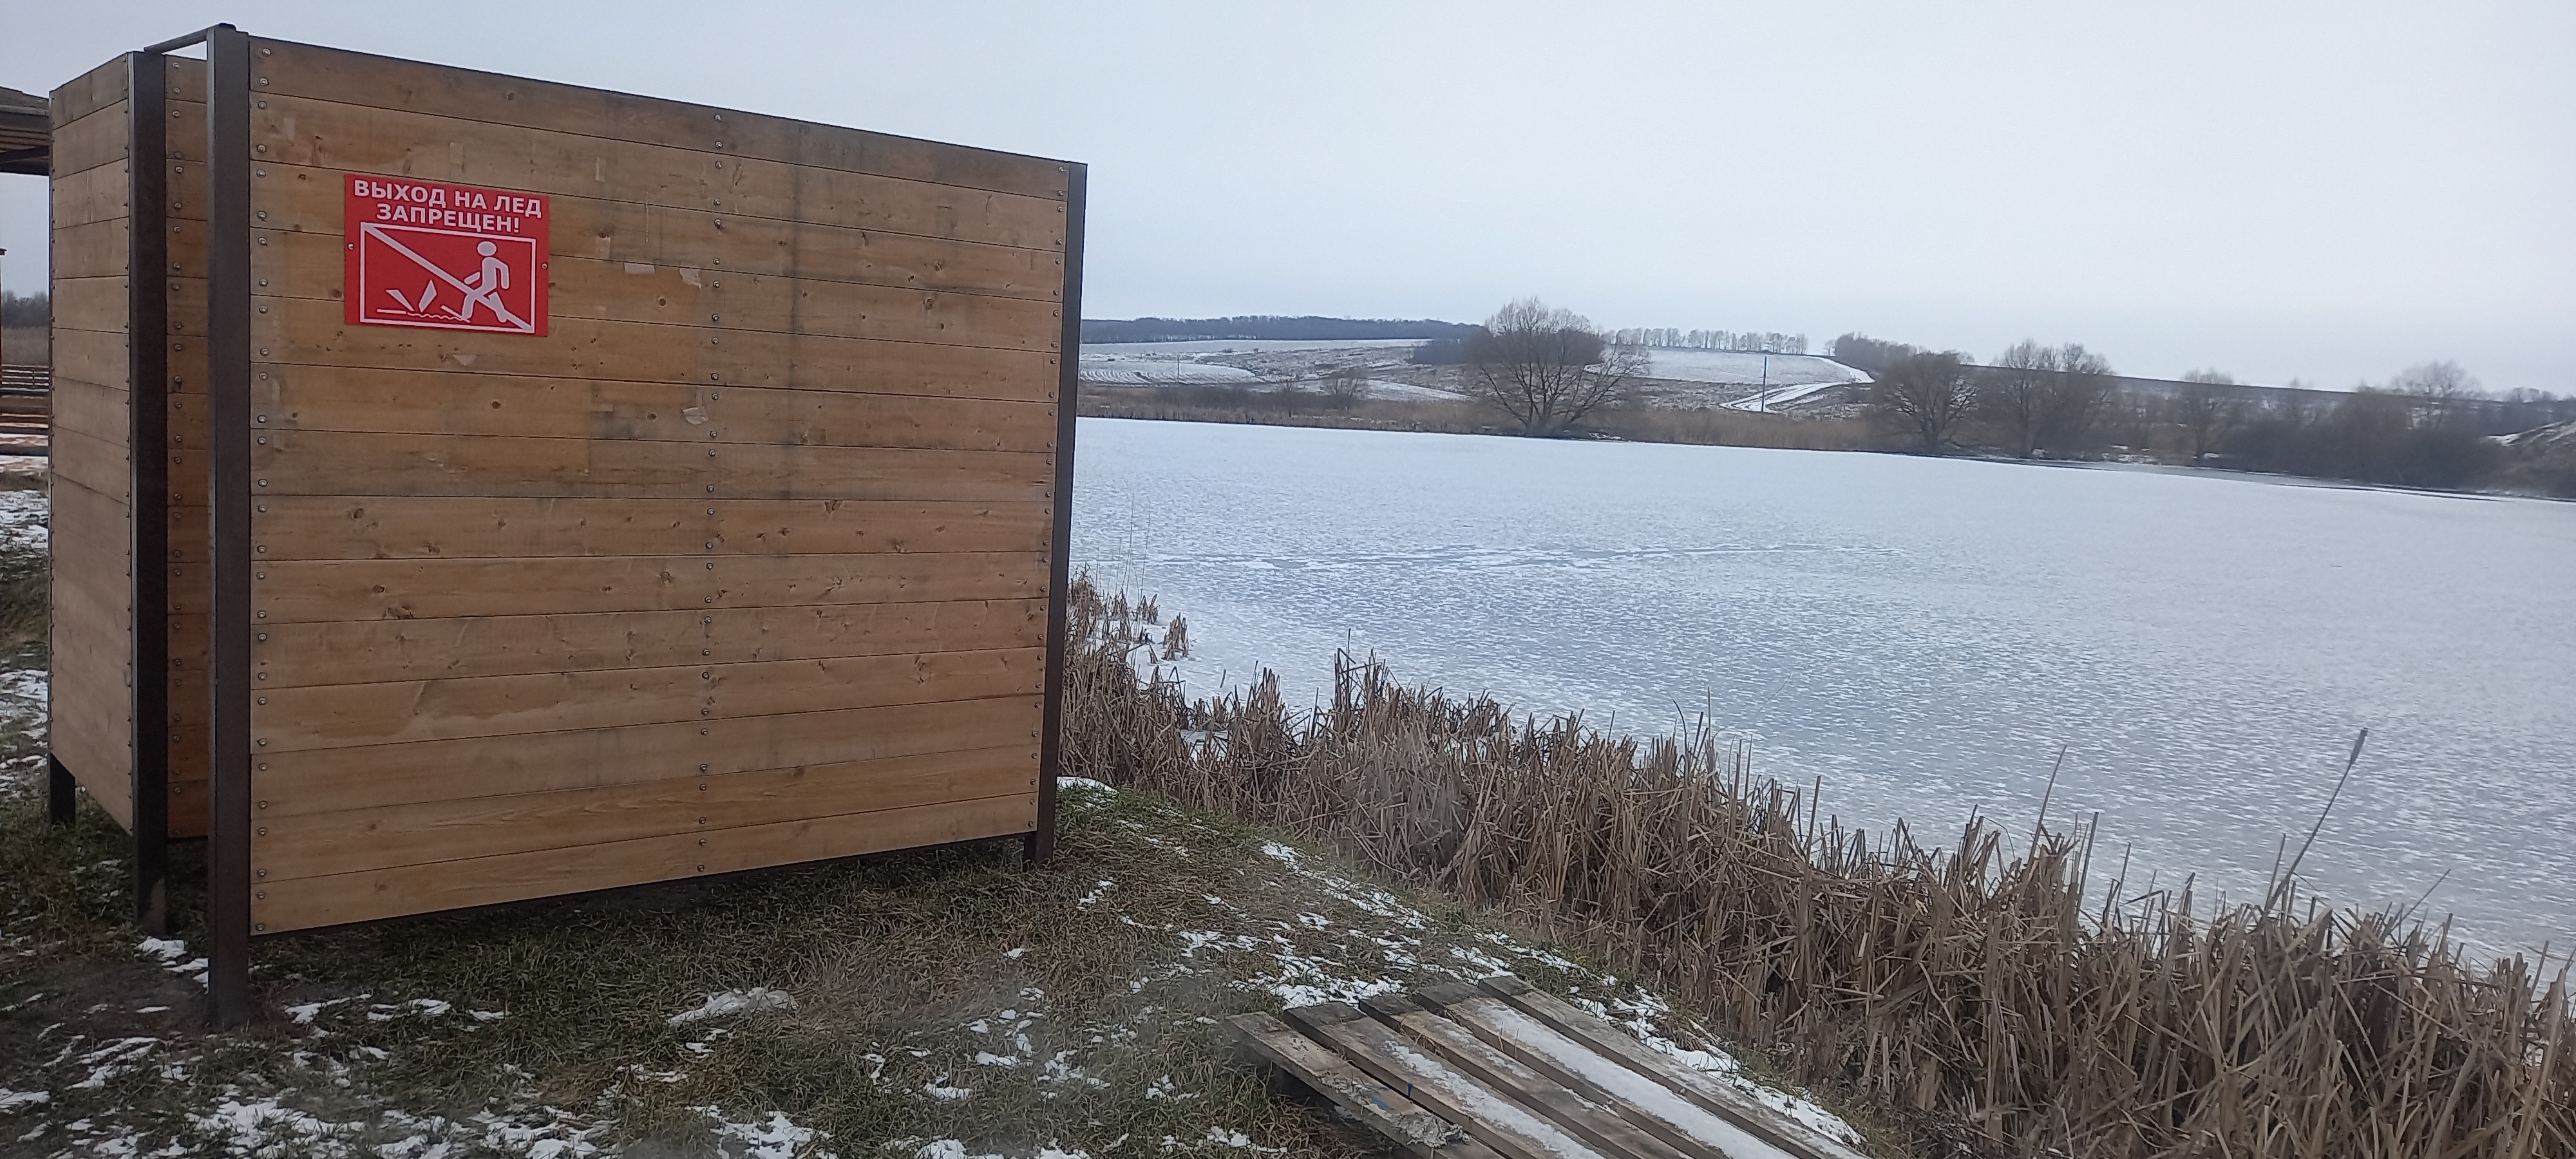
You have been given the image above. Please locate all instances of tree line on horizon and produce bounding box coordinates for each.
[1844,330,2575,492]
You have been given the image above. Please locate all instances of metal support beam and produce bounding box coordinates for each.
[128,48,173,938]
[1027,162,1085,869]
[46,754,75,825]
[202,23,255,1028]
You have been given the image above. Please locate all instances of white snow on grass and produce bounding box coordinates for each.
[667,987,796,1026]
[1642,350,1866,388]
[1084,340,1425,355]
[1076,359,1262,387]
[701,1107,835,1159]
[1721,378,1860,412]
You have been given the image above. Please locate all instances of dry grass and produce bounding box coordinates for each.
[1063,580,2575,1158]
[1595,406,1875,451]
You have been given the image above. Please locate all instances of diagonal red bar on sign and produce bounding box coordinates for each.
[359,223,533,332]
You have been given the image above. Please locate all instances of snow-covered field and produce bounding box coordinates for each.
[1639,350,1868,388]
[1083,340,1427,356]
[1075,357,1264,386]
[1074,419,2576,961]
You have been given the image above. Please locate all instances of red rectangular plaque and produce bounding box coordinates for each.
[344,175,550,335]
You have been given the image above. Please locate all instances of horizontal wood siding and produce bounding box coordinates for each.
[239,37,1069,932]
[50,56,135,828]
[166,57,213,838]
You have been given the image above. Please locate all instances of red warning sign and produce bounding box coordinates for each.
[345,175,549,335]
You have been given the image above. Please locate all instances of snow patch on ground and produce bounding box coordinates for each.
[667,987,797,1026]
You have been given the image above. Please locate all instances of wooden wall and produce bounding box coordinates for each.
[49,55,135,829]
[236,39,1071,933]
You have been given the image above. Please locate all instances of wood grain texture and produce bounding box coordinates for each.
[251,646,1043,751]
[51,54,131,127]
[51,327,130,393]
[250,231,1060,351]
[248,94,1066,250]
[252,745,1037,881]
[249,429,1053,502]
[252,368,1056,450]
[253,599,1043,687]
[249,39,1065,200]
[48,102,134,188]
[252,495,1051,560]
[52,217,132,281]
[251,550,1046,623]
[49,276,131,335]
[252,694,1043,817]
[250,168,1066,301]
[247,297,1061,402]
[52,422,135,502]
[251,791,1038,932]
[50,160,131,231]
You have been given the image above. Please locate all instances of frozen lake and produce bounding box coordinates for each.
[1072,419,2576,959]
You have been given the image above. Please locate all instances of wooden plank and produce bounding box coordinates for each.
[252,495,1050,560]
[50,216,132,281]
[49,326,130,393]
[251,550,1047,623]
[49,478,133,575]
[48,102,133,190]
[52,426,135,503]
[252,745,1038,881]
[252,232,1063,352]
[252,646,1043,752]
[1283,1003,1612,1159]
[167,393,210,451]
[1477,978,1867,1159]
[1362,994,1695,1159]
[1226,1012,1501,1159]
[249,39,1066,200]
[254,694,1041,817]
[246,93,1067,251]
[167,276,209,332]
[52,377,131,449]
[50,158,130,229]
[252,599,1044,687]
[48,276,131,335]
[166,339,208,394]
[51,55,130,127]
[251,185,1066,304]
[169,612,209,672]
[1409,987,1791,1159]
[248,297,1062,402]
[252,369,1057,451]
[249,430,1052,502]
[250,791,1039,932]
[167,503,209,562]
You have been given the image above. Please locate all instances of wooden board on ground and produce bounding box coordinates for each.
[1229,975,1866,1159]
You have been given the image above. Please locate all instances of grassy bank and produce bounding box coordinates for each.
[0,478,1879,1158]
[1075,384,1873,453]
[1063,583,2575,1158]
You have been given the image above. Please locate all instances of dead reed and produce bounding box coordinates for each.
[1060,578,2574,1158]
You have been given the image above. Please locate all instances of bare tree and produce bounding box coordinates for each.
[1321,365,1370,412]
[1871,350,1976,453]
[2169,378,2246,463]
[1461,299,1644,436]
[2392,360,2479,428]
[1984,340,2115,457]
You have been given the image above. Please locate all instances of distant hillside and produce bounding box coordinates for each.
[1081,316,1477,344]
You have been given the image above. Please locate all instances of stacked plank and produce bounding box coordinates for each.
[1229,976,1867,1159]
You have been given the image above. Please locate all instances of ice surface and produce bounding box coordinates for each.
[1072,419,2576,959]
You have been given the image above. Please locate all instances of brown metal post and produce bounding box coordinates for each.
[1028,162,1085,867]
[202,24,255,1027]
[128,49,173,936]
[46,755,75,825]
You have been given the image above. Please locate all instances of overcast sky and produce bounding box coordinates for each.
[4,1,2569,388]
